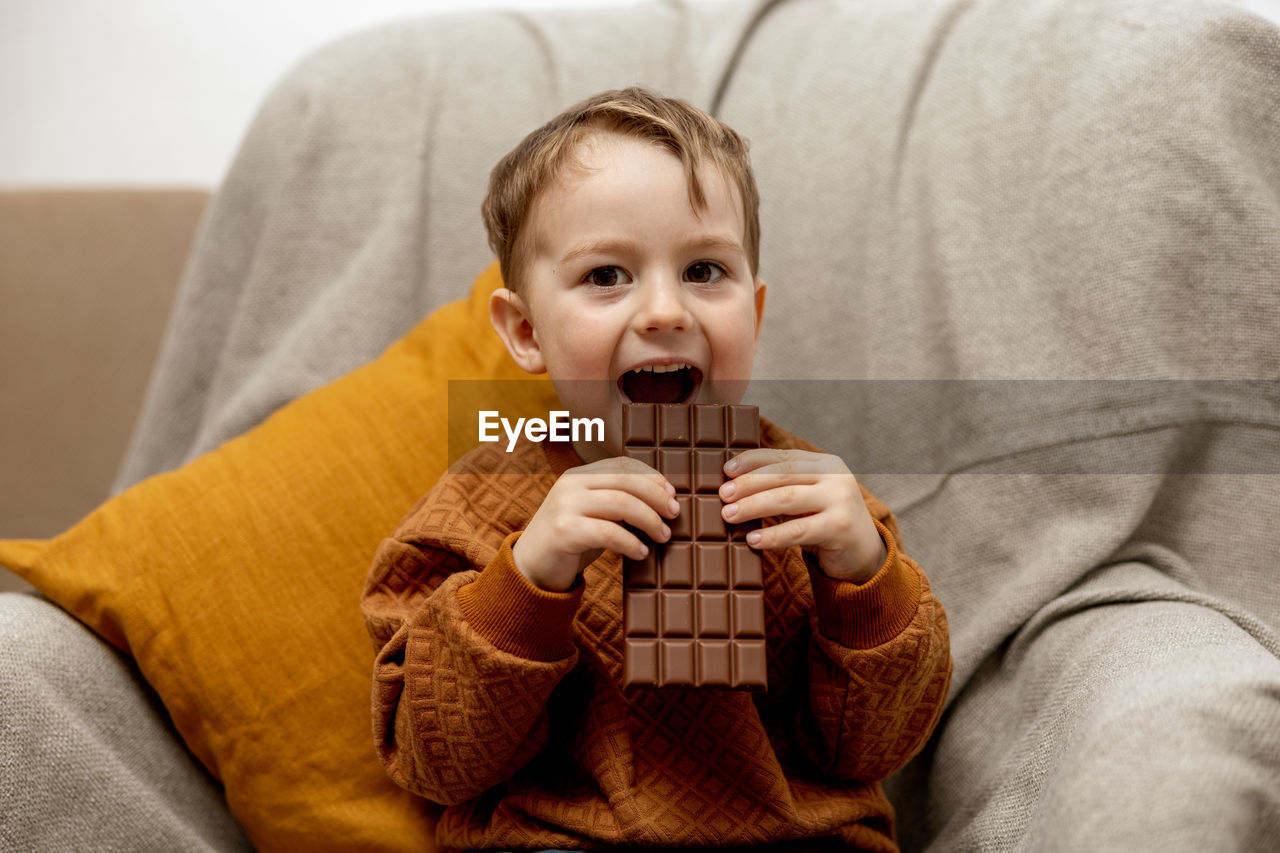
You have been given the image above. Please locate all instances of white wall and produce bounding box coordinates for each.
[3,0,1278,189]
[0,0,655,188]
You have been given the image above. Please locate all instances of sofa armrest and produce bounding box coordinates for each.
[0,591,251,850]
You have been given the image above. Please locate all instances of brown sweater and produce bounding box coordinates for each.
[362,419,951,852]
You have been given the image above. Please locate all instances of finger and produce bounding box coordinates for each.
[568,458,678,514]
[608,453,677,491]
[741,515,824,552]
[722,448,794,477]
[606,454,679,502]
[591,470,680,519]
[721,482,830,525]
[578,490,672,544]
[719,459,832,502]
[577,517,652,561]
[723,449,830,483]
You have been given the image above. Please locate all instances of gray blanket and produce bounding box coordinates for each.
[110,0,1280,849]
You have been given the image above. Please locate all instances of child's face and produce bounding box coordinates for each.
[492,131,766,462]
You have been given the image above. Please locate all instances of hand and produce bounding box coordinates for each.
[718,449,887,584]
[513,456,679,591]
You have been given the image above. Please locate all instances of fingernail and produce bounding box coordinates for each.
[724,457,739,473]
[668,498,680,516]
[666,481,676,496]
[639,544,649,557]
[661,524,671,540]
[723,502,739,520]
[747,530,762,547]
[720,481,736,499]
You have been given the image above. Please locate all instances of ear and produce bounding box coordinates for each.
[490,287,547,374]
[752,278,767,345]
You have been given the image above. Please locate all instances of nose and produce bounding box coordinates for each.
[633,274,691,334]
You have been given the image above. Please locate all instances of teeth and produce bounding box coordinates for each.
[633,362,691,374]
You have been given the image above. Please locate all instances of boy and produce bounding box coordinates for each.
[362,88,951,852]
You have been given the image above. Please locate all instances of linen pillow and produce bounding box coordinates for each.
[0,263,558,853]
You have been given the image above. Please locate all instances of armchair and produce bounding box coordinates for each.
[4,1,1280,850]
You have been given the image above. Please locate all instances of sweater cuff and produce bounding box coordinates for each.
[456,531,583,661]
[807,518,921,649]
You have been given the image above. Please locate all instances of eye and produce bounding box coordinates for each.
[685,261,727,284]
[583,266,630,288]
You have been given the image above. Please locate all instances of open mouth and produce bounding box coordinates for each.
[618,363,702,405]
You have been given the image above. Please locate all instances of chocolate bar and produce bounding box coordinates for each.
[621,403,766,689]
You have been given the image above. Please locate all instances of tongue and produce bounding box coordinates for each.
[621,368,693,404]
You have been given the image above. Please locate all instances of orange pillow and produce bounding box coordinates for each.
[0,263,558,852]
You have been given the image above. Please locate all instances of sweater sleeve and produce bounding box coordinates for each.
[362,482,584,805]
[799,489,953,782]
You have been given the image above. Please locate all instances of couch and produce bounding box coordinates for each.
[4,0,1280,850]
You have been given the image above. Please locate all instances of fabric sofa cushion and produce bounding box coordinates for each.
[0,263,557,853]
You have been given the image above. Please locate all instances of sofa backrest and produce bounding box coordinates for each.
[0,190,207,545]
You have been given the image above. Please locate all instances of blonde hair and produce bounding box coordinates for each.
[481,86,760,292]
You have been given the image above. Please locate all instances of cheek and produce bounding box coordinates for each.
[545,323,618,377]
[715,307,761,366]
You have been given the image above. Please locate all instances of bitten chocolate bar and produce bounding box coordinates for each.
[621,403,767,689]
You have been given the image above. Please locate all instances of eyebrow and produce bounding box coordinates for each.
[558,234,745,265]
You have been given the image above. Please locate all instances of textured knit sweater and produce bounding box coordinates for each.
[362,419,952,852]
